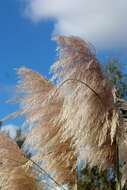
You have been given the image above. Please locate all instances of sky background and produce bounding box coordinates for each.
[0,0,127,128]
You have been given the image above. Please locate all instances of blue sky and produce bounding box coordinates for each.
[0,0,127,126]
[0,0,56,125]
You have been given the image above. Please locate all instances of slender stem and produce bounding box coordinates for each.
[28,157,66,190]
[115,139,121,190]
[52,78,104,105]
[3,157,58,190]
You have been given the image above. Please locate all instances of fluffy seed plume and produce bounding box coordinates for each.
[6,36,127,187]
[51,36,118,170]
[0,132,37,190]
[14,67,76,187]
[14,36,116,185]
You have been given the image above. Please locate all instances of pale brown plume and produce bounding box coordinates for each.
[5,36,127,187]
[0,132,38,190]
[14,67,76,188]
[51,36,117,170]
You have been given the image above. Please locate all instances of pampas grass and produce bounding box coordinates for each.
[0,132,38,190]
[2,167,37,190]
[2,36,127,189]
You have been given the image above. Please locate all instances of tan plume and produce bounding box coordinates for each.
[0,132,37,190]
[4,36,127,188]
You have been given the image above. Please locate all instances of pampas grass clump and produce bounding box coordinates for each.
[2,36,127,189]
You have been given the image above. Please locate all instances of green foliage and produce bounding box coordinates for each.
[77,166,115,190]
[15,129,25,148]
[105,58,127,98]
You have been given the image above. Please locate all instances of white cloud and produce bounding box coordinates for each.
[23,0,127,48]
[1,124,19,139]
